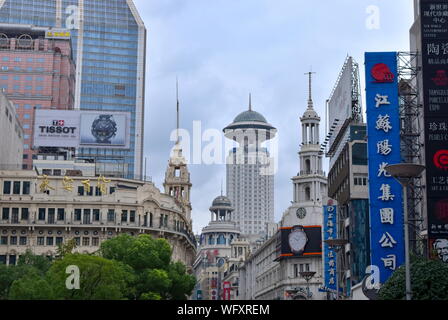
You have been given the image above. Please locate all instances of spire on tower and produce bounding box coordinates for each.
[176,77,180,144]
[249,93,252,111]
[305,71,316,109]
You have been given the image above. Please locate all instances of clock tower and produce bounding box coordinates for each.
[282,72,328,227]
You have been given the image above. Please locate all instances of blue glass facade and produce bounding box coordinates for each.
[0,0,146,178]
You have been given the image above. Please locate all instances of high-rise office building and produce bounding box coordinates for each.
[0,24,75,169]
[223,97,276,235]
[0,0,146,178]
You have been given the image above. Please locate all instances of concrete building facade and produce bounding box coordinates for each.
[0,90,23,168]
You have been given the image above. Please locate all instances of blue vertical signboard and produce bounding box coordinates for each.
[365,52,404,283]
[323,205,337,292]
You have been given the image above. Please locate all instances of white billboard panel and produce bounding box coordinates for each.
[328,57,353,152]
[34,110,131,149]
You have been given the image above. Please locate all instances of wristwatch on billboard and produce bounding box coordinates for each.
[288,225,308,255]
[91,114,118,144]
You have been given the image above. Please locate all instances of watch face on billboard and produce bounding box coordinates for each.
[80,113,127,146]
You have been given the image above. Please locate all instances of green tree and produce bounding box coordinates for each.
[8,269,54,300]
[47,254,134,300]
[379,256,448,300]
[100,234,195,300]
[17,249,52,274]
[55,239,77,258]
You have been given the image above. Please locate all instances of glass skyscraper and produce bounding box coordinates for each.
[0,0,146,178]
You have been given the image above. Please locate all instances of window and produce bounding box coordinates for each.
[93,209,100,221]
[22,181,30,194]
[74,209,81,221]
[46,237,54,246]
[130,210,135,223]
[21,208,29,220]
[19,237,27,245]
[3,181,11,194]
[92,238,99,246]
[57,208,65,221]
[10,236,17,245]
[83,209,91,224]
[2,208,9,220]
[109,187,115,194]
[38,208,46,220]
[37,237,44,246]
[82,237,90,246]
[11,208,19,223]
[0,236,8,245]
[107,210,115,222]
[217,234,226,245]
[78,186,84,196]
[74,237,80,246]
[121,210,127,222]
[56,237,63,245]
[48,208,55,224]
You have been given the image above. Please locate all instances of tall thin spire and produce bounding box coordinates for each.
[305,71,316,109]
[249,93,252,111]
[176,77,180,144]
[221,179,223,196]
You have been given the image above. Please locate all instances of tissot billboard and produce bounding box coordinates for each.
[365,52,404,283]
[420,0,448,258]
[34,110,131,149]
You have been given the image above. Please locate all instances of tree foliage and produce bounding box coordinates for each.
[0,234,195,300]
[379,256,448,300]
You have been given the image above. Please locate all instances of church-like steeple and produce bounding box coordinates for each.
[164,80,192,219]
[291,72,326,205]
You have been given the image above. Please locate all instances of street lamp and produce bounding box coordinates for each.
[385,163,425,301]
[299,271,316,299]
[324,239,348,300]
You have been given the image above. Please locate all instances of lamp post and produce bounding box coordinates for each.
[324,239,348,300]
[299,271,316,299]
[385,163,425,301]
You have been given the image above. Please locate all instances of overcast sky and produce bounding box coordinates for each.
[133,0,415,234]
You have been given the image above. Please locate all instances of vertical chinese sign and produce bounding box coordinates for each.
[420,0,448,264]
[323,205,337,292]
[365,52,404,283]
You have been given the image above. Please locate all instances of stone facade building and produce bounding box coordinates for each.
[0,143,196,268]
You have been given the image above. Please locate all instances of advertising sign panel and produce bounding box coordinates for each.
[34,110,131,149]
[323,205,337,292]
[328,57,353,152]
[276,226,322,260]
[420,0,448,263]
[365,52,404,283]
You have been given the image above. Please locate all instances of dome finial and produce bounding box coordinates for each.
[249,93,252,111]
[305,70,316,109]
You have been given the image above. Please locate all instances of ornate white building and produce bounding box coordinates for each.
[193,195,244,300]
[224,96,277,235]
[0,141,196,268]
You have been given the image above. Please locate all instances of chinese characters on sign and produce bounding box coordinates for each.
[365,52,405,283]
[323,205,338,292]
[421,1,448,258]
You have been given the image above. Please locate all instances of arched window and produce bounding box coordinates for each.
[217,234,226,245]
[208,235,215,245]
[305,187,311,201]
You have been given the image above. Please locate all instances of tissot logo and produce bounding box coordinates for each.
[371,63,395,83]
[39,120,76,135]
[53,120,65,126]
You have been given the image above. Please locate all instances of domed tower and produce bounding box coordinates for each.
[223,95,277,235]
[164,82,192,221]
[284,72,327,227]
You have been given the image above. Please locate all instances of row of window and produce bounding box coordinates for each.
[0,236,100,247]
[3,181,31,195]
[1,66,46,72]
[1,57,46,63]
[0,84,45,90]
